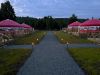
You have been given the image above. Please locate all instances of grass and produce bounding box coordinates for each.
[0,48,32,75]
[54,31,93,44]
[68,48,100,75]
[14,31,46,45]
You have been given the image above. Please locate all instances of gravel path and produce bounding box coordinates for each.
[17,31,85,75]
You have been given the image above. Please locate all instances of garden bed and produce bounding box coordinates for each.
[55,31,93,44]
[14,31,46,45]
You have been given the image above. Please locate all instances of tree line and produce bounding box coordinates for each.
[16,16,67,30]
[0,1,87,30]
[16,15,87,30]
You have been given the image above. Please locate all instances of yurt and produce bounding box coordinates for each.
[0,19,23,37]
[68,21,81,35]
[79,19,100,37]
[21,23,33,34]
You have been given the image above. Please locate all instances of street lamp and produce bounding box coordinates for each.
[37,38,39,41]
[61,38,63,41]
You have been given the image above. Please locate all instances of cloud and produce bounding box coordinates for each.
[0,0,5,3]
[1,0,100,18]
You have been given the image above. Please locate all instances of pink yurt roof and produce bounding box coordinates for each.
[0,19,22,27]
[80,19,100,26]
[69,21,81,26]
[21,23,32,28]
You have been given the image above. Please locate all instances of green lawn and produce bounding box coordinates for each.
[14,31,46,45]
[68,48,100,75]
[0,48,32,75]
[54,31,93,44]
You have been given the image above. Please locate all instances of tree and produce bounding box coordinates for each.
[42,16,61,30]
[0,10,3,21]
[68,14,78,24]
[0,1,16,20]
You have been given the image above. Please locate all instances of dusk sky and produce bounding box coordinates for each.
[0,0,100,18]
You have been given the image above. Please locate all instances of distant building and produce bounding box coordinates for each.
[67,21,81,36]
[67,19,100,38]
[21,23,33,34]
[79,19,100,38]
[0,19,34,45]
[0,19,33,37]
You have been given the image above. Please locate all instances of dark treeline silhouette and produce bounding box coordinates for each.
[0,1,87,30]
[16,16,87,30]
[16,16,63,30]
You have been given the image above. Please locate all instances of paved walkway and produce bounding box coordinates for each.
[5,45,32,49]
[65,43,100,48]
[5,43,100,49]
[17,32,85,75]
